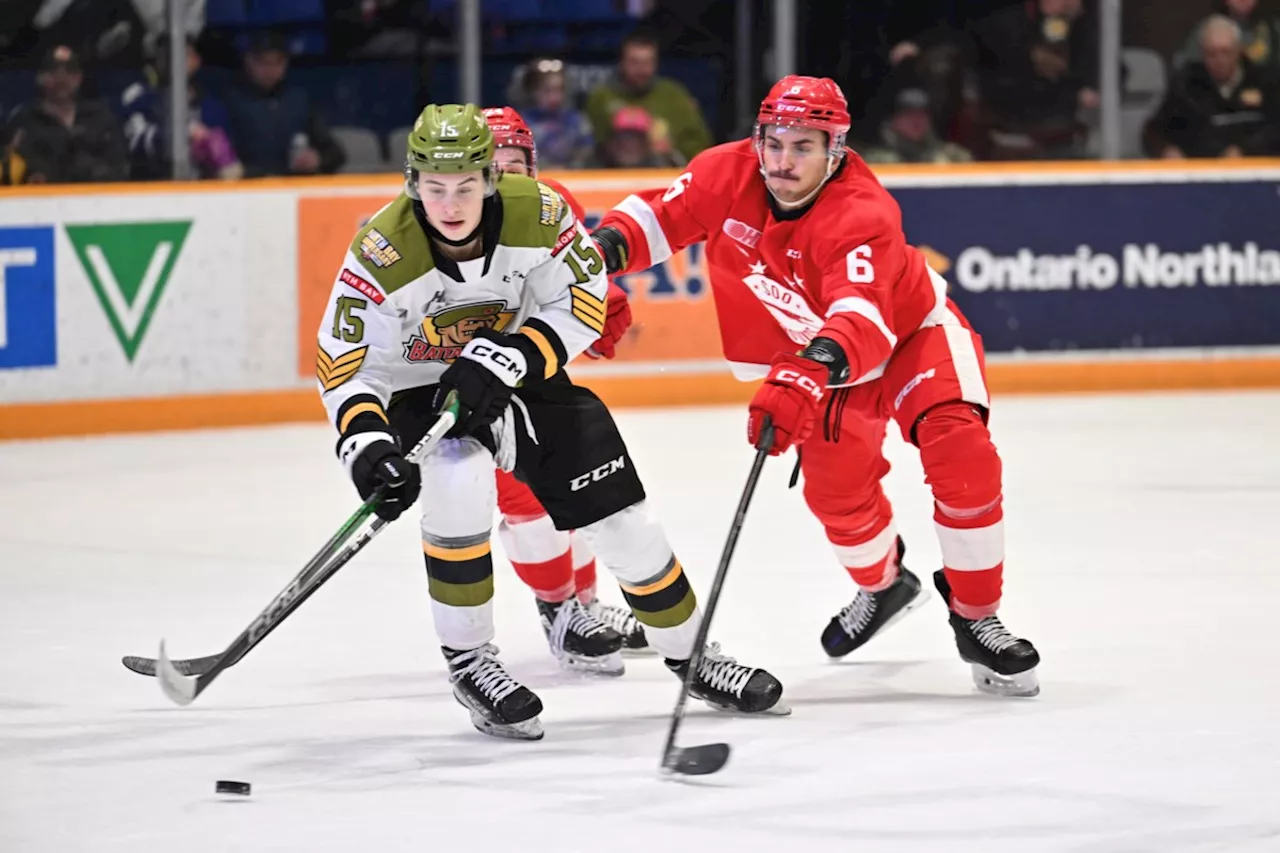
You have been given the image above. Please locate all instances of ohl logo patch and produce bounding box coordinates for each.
[403,300,515,363]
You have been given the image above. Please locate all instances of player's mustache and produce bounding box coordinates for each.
[768,171,798,180]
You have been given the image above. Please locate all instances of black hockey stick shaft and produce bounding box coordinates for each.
[122,493,378,678]
[160,514,393,704]
[660,419,774,774]
[154,395,460,705]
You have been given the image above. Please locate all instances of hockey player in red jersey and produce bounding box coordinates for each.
[591,77,1040,696]
[482,106,650,671]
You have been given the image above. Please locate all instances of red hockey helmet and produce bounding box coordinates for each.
[755,75,851,155]
[482,105,537,174]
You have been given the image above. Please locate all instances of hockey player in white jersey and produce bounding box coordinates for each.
[315,104,784,740]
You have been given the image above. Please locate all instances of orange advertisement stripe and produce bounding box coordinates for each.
[2,357,1280,441]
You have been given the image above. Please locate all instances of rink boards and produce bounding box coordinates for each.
[1,160,1278,439]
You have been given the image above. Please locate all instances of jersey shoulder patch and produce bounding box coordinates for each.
[349,195,433,294]
[496,175,561,249]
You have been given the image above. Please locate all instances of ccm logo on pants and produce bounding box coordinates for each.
[776,369,824,402]
[571,456,626,491]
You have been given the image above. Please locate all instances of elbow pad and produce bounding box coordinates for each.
[591,226,629,275]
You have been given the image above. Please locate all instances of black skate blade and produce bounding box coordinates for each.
[662,742,730,776]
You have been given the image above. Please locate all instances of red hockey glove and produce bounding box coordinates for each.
[747,352,829,455]
[585,282,633,359]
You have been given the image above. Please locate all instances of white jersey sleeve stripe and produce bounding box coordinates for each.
[826,296,898,350]
[615,194,674,266]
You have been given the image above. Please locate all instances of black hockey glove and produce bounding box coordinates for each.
[340,434,421,521]
[437,328,530,434]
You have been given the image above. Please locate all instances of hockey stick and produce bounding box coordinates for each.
[149,393,461,706]
[121,500,383,678]
[660,419,774,777]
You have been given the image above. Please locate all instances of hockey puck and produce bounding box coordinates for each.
[215,780,251,796]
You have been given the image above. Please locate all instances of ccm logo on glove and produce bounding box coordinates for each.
[462,338,527,387]
[774,369,824,401]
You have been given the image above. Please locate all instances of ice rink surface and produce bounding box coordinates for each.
[2,390,1279,853]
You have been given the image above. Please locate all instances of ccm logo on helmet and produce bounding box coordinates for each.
[570,456,626,491]
[776,368,824,401]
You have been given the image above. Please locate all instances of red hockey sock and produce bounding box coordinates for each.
[571,530,598,604]
[498,516,574,602]
[917,402,1004,618]
[829,518,899,592]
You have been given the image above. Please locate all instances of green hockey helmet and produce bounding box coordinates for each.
[404,104,496,199]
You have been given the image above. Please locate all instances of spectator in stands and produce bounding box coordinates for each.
[121,34,241,180]
[1178,0,1280,75]
[222,32,344,177]
[595,106,679,168]
[1145,15,1280,158]
[1,124,25,185]
[3,45,128,183]
[585,30,712,165]
[1,0,202,75]
[861,87,974,165]
[519,58,594,169]
[969,0,1099,159]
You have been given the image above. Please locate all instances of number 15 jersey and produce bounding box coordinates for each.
[315,175,609,435]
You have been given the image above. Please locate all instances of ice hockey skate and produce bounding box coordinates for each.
[821,538,930,658]
[587,599,652,654]
[666,643,789,715]
[537,598,625,675]
[445,644,545,740]
[933,571,1040,697]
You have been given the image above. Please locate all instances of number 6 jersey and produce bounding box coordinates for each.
[597,139,950,386]
[316,174,609,433]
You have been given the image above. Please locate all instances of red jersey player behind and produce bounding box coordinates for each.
[482,106,650,673]
[592,78,1040,697]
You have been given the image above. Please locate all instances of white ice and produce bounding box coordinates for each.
[2,391,1279,853]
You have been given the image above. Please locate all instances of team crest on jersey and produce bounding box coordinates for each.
[723,218,761,249]
[360,229,401,268]
[537,182,566,226]
[403,300,516,363]
[743,261,823,345]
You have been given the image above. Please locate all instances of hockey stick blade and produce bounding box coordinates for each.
[156,640,198,706]
[659,420,774,777]
[663,742,731,776]
[149,395,460,707]
[122,654,217,677]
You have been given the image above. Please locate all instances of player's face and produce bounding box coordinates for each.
[761,126,829,203]
[417,172,486,238]
[493,147,532,177]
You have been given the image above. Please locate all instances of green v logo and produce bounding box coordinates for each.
[66,221,192,362]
